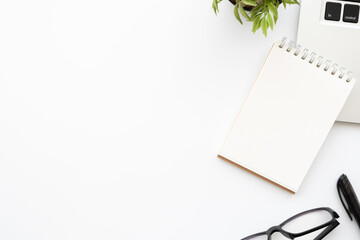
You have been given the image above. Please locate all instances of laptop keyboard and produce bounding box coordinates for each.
[325,1,360,23]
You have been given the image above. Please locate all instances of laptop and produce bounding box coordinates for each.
[297,0,360,123]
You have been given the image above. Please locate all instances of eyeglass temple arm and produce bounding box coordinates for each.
[313,221,339,240]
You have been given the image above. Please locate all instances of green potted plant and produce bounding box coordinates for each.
[212,0,299,36]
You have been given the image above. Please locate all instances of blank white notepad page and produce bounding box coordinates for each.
[219,41,356,193]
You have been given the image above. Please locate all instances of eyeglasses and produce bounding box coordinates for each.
[241,207,340,240]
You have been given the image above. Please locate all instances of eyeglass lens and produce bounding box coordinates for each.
[281,209,333,234]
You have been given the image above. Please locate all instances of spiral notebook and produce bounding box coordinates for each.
[218,39,356,193]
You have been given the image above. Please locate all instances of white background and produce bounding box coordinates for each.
[0,0,360,239]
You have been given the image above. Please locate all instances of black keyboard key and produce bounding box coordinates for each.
[343,4,360,23]
[325,2,342,21]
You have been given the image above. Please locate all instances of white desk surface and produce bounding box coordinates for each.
[0,1,360,239]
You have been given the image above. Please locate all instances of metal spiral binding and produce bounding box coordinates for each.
[279,37,353,82]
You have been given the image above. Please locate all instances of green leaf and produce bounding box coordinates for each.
[239,4,251,21]
[282,0,299,4]
[261,17,268,37]
[212,0,219,14]
[212,4,217,14]
[267,13,274,30]
[249,4,262,17]
[252,14,262,33]
[275,0,280,8]
[241,0,257,7]
[268,3,278,18]
[212,0,223,15]
[234,4,243,24]
[273,13,278,24]
[250,10,260,20]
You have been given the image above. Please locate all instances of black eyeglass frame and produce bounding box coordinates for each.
[241,207,340,240]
